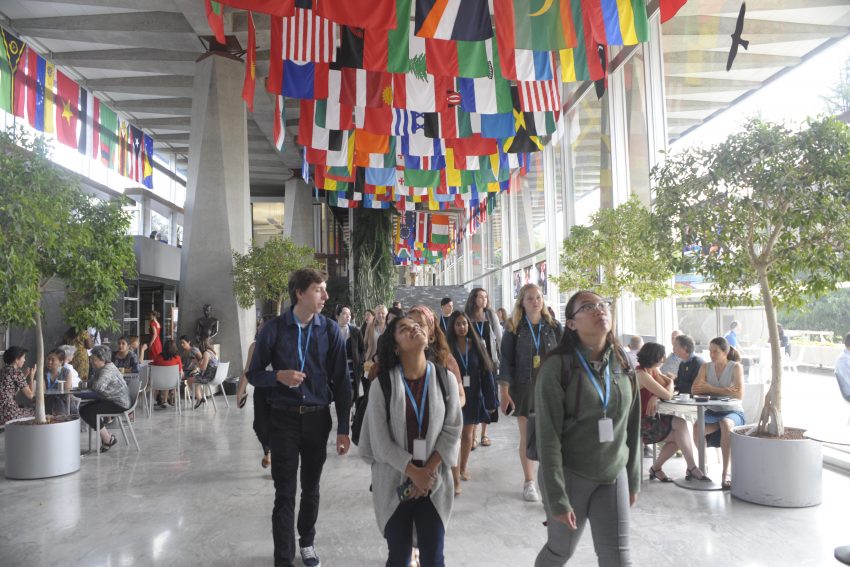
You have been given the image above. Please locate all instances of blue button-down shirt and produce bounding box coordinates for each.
[247,308,352,434]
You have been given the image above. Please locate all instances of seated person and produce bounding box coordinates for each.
[57,345,81,389]
[112,336,140,374]
[692,337,745,490]
[627,335,643,366]
[152,339,183,410]
[179,335,202,380]
[0,346,36,425]
[673,334,703,395]
[186,338,218,409]
[81,345,131,453]
[43,348,73,415]
[637,343,707,483]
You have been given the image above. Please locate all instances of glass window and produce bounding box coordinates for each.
[150,211,171,243]
[623,45,652,205]
[511,152,546,259]
[568,90,611,227]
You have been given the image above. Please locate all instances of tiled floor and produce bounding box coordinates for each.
[1,369,849,567]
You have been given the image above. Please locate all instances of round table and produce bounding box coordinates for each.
[658,397,742,491]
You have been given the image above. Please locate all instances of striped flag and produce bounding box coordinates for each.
[430,213,450,246]
[242,12,256,111]
[273,94,285,151]
[582,0,649,46]
[77,88,96,158]
[414,0,493,41]
[415,211,429,250]
[282,6,338,62]
[518,57,562,111]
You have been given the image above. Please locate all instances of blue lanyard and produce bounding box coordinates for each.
[455,338,469,375]
[525,316,541,355]
[575,351,610,417]
[475,320,485,337]
[440,315,448,332]
[401,364,430,438]
[294,316,313,373]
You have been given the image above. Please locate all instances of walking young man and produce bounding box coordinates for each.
[247,268,352,567]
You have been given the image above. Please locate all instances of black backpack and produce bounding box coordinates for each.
[351,363,450,446]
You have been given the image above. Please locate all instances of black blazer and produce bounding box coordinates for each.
[346,324,365,373]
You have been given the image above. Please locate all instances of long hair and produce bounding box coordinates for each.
[408,304,452,369]
[547,290,624,366]
[709,336,741,362]
[375,317,410,374]
[161,339,179,361]
[464,287,490,317]
[445,311,494,374]
[508,283,557,332]
[364,304,388,361]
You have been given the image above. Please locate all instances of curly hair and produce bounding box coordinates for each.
[375,317,408,374]
[636,342,666,369]
[408,305,452,369]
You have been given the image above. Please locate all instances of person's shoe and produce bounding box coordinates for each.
[300,546,321,567]
[100,435,118,453]
[523,481,540,502]
[194,398,206,409]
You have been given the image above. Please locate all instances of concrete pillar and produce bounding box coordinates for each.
[283,178,316,247]
[142,196,152,237]
[180,53,253,375]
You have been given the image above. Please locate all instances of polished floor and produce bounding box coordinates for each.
[1,372,849,567]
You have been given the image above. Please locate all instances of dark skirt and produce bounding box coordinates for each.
[509,382,532,418]
[641,414,673,445]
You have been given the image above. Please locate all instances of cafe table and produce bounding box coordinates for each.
[658,396,741,491]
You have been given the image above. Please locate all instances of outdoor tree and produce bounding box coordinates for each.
[351,208,396,319]
[823,56,850,116]
[550,195,677,326]
[232,236,322,315]
[0,129,137,424]
[651,117,850,437]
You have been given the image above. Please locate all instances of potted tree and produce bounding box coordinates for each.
[232,236,323,315]
[651,117,850,506]
[351,209,396,321]
[0,130,136,479]
[551,195,677,331]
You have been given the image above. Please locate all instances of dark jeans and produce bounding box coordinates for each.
[270,406,333,567]
[80,399,127,430]
[253,387,271,453]
[384,497,445,567]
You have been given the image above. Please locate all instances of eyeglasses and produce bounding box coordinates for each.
[571,301,611,317]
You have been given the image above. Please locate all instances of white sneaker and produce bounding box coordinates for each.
[300,546,321,567]
[523,481,540,502]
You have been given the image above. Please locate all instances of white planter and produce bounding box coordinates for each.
[4,417,81,479]
[731,425,822,507]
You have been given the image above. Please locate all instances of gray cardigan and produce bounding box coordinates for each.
[358,362,462,535]
[90,362,131,410]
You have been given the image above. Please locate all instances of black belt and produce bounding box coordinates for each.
[276,404,328,415]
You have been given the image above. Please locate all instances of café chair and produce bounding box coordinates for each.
[88,375,142,455]
[193,362,231,412]
[148,365,182,417]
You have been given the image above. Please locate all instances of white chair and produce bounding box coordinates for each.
[88,375,142,455]
[148,365,182,417]
[782,346,805,375]
[197,362,231,412]
[135,365,151,417]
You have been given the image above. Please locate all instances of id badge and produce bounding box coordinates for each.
[413,438,427,461]
[533,355,541,369]
[463,375,471,387]
[598,417,614,443]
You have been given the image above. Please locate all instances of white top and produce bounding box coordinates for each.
[836,349,850,401]
[706,361,743,412]
[63,363,80,389]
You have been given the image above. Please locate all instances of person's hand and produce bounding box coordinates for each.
[646,396,659,416]
[28,364,37,379]
[630,492,638,507]
[406,464,436,493]
[553,511,577,530]
[336,435,350,456]
[500,387,514,414]
[276,369,305,388]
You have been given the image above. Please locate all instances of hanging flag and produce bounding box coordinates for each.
[430,213,450,246]
[1,30,27,117]
[218,0,294,17]
[242,12,256,111]
[316,0,396,30]
[518,55,562,111]
[456,40,512,114]
[267,15,283,92]
[281,60,328,99]
[494,0,575,52]
[205,0,225,43]
[425,38,490,79]
[273,94,286,151]
[559,0,605,82]
[0,34,12,113]
[142,134,154,189]
[582,0,649,46]
[414,0,493,41]
[415,211,430,250]
[130,125,144,182]
[392,72,454,112]
[55,70,79,148]
[31,53,52,132]
[338,68,390,108]
[117,121,129,176]
[362,0,412,73]
[505,49,555,81]
[91,97,100,161]
[78,87,95,157]
[98,103,118,168]
[660,0,688,23]
[282,5,338,63]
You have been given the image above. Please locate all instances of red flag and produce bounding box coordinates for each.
[55,70,79,148]
[660,0,688,23]
[218,0,294,17]
[25,49,37,127]
[205,0,225,43]
[267,15,282,92]
[242,12,257,111]
[282,6,338,62]
[315,0,396,30]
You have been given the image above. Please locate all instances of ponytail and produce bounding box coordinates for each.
[726,346,741,363]
[710,336,740,362]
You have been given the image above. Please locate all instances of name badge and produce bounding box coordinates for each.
[598,417,614,443]
[463,375,471,387]
[413,438,427,462]
[533,355,541,369]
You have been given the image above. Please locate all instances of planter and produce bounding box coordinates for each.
[4,416,81,479]
[731,425,822,507]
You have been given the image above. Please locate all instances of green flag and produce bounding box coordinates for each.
[514,0,568,51]
[0,33,12,113]
[98,104,118,169]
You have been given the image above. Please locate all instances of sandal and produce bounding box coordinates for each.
[480,436,491,447]
[471,437,478,451]
[261,451,271,469]
[100,435,118,453]
[686,466,711,482]
[460,470,471,481]
[722,474,732,490]
[649,466,673,483]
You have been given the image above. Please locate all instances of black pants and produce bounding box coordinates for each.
[252,387,271,453]
[270,406,333,567]
[384,497,445,567]
[80,399,127,430]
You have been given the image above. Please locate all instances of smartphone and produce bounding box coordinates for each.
[504,402,515,416]
[396,478,414,503]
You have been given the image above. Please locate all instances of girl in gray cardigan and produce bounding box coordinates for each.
[359,316,461,567]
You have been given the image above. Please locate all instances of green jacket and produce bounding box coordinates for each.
[534,344,641,517]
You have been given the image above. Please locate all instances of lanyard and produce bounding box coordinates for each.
[440,315,448,332]
[525,316,541,355]
[294,315,313,373]
[401,364,431,438]
[575,350,610,417]
[475,320,485,337]
[455,338,469,375]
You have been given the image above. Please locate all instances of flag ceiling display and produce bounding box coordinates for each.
[200,0,664,263]
[1,26,157,190]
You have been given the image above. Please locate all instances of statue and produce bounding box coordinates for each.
[195,304,220,347]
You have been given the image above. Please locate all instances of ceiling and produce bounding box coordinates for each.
[1,0,847,208]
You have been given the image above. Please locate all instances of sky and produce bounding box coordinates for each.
[674,34,850,150]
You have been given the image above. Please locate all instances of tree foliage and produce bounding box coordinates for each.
[778,287,850,342]
[232,236,322,315]
[351,208,395,319]
[823,57,850,116]
[0,129,136,423]
[651,117,850,435]
[551,195,676,322]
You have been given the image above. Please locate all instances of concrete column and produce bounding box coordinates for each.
[283,178,315,248]
[180,53,253,375]
[142,196,152,237]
